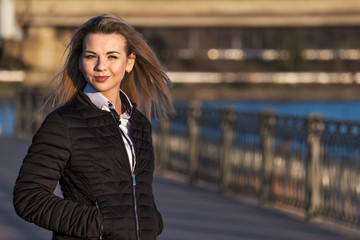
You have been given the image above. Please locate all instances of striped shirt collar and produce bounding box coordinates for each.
[83,83,133,117]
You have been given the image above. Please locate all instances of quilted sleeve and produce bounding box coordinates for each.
[13,111,101,238]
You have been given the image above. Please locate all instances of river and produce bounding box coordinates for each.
[2,99,360,137]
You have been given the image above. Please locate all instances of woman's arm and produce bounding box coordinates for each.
[13,111,101,238]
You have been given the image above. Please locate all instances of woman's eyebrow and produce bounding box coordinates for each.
[84,50,96,54]
[107,51,121,55]
[83,50,121,55]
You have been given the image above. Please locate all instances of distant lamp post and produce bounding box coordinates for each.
[0,0,22,40]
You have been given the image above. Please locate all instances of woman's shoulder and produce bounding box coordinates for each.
[45,93,97,122]
[50,97,81,117]
[132,108,151,123]
[40,102,79,129]
[131,108,154,134]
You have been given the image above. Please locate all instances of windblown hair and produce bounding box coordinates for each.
[52,14,173,119]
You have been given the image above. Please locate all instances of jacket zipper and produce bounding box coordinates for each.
[110,113,141,240]
[132,172,140,240]
[95,201,105,240]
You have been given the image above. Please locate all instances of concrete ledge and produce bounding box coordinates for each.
[15,0,360,27]
[0,70,25,82]
[167,71,360,84]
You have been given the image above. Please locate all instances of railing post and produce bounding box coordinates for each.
[15,87,35,139]
[260,111,276,205]
[188,101,201,184]
[306,114,324,222]
[221,107,236,193]
[15,88,23,138]
[32,87,45,133]
[159,116,170,173]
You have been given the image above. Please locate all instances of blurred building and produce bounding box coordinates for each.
[2,0,360,86]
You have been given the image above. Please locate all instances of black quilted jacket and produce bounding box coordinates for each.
[13,91,163,240]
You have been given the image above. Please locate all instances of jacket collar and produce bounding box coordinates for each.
[83,83,133,116]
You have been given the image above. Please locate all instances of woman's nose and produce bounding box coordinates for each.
[95,58,106,71]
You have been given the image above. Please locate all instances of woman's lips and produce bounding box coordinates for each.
[94,76,110,82]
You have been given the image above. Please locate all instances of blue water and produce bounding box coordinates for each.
[0,100,15,137]
[201,100,360,121]
[2,100,360,137]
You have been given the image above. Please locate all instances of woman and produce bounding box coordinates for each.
[13,14,173,240]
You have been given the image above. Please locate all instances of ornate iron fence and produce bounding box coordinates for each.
[272,114,308,209]
[152,101,360,226]
[230,110,262,196]
[321,119,360,224]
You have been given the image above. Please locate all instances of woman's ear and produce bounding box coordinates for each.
[126,53,136,73]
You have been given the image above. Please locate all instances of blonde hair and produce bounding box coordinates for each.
[53,14,173,119]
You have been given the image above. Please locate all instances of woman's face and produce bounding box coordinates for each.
[80,33,135,100]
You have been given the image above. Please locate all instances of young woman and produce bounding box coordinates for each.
[13,14,173,240]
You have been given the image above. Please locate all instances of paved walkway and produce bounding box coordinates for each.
[1,137,359,240]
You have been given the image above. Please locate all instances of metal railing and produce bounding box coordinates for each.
[14,88,53,139]
[152,101,360,226]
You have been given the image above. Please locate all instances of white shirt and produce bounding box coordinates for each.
[83,83,136,171]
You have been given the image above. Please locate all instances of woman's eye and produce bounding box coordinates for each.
[109,55,118,59]
[84,55,96,59]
